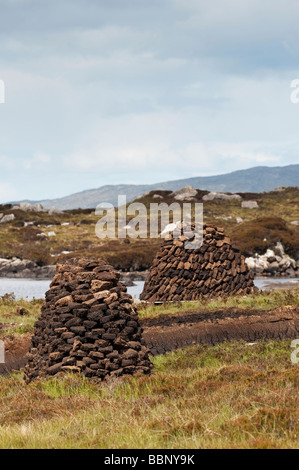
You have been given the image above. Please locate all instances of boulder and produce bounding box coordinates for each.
[0,257,55,279]
[12,202,46,213]
[241,200,259,209]
[0,214,15,223]
[170,186,198,201]
[203,192,241,201]
[48,206,63,215]
[245,242,299,276]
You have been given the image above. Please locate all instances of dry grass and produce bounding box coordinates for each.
[0,339,298,449]
[0,295,42,339]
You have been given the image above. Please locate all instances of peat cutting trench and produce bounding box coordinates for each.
[1,306,299,376]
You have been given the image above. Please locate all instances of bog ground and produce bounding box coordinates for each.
[0,340,298,449]
[0,289,298,449]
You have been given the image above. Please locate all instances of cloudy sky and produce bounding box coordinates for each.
[0,0,299,202]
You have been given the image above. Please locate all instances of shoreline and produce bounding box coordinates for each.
[0,270,299,281]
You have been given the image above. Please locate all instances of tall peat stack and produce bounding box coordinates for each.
[24,258,152,383]
[140,224,256,302]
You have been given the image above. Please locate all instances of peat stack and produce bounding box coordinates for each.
[24,258,152,383]
[140,224,256,302]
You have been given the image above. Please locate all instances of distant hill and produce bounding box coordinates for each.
[21,164,299,210]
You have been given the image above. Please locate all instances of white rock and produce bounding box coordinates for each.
[245,241,297,275]
[161,222,180,236]
[203,191,241,201]
[236,217,243,223]
[241,200,259,209]
[48,206,62,215]
[274,241,284,257]
[0,213,15,223]
[12,202,46,213]
[273,186,286,192]
[47,231,56,237]
[170,186,198,201]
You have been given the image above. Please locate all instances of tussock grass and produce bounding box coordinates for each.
[0,340,298,448]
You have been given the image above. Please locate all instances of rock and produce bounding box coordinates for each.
[47,231,56,237]
[170,186,198,201]
[241,200,259,209]
[267,261,280,273]
[273,242,284,257]
[12,202,46,213]
[290,221,299,226]
[202,192,241,201]
[161,222,180,236]
[120,271,149,286]
[0,214,15,223]
[273,186,287,192]
[245,242,299,277]
[48,206,62,215]
[215,216,232,220]
[236,217,243,223]
[152,194,163,199]
[0,257,55,279]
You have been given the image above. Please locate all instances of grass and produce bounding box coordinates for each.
[0,340,298,448]
[0,289,298,448]
[137,288,299,320]
[0,295,42,339]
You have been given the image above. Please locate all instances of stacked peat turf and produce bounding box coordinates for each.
[140,224,257,302]
[24,258,152,383]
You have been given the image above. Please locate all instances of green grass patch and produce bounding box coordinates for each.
[137,288,299,320]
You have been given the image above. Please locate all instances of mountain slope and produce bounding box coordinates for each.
[29,164,299,209]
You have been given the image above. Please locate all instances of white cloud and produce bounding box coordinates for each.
[0,182,18,201]
[34,152,51,164]
[0,0,298,201]
[0,155,15,170]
